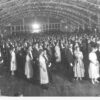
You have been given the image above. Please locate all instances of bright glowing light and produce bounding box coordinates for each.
[32,23,40,29]
[32,23,41,33]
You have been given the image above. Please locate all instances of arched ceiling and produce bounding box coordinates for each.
[0,0,100,27]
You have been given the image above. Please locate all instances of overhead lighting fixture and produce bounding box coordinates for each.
[32,23,40,29]
[32,23,41,33]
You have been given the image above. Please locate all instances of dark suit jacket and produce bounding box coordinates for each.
[65,48,74,65]
[96,50,100,63]
[32,48,39,60]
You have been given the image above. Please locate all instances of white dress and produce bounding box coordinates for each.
[89,52,100,79]
[25,53,33,79]
[10,51,17,72]
[74,51,85,78]
[39,54,49,84]
[55,45,61,62]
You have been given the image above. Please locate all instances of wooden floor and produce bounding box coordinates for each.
[0,65,100,96]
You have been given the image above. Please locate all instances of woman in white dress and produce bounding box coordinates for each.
[25,46,33,79]
[10,48,17,76]
[74,46,85,80]
[89,44,100,84]
[54,43,61,63]
[39,49,49,89]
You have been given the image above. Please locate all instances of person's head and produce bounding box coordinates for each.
[11,47,15,51]
[39,49,44,55]
[92,47,97,52]
[92,44,97,52]
[35,43,38,48]
[55,42,59,46]
[69,43,73,49]
[39,44,43,50]
[75,46,80,51]
[43,49,47,55]
[14,92,23,96]
[28,46,32,51]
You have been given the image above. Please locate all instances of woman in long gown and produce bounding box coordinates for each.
[54,42,61,63]
[74,46,85,80]
[89,44,100,84]
[25,46,33,79]
[39,49,49,89]
[10,48,17,76]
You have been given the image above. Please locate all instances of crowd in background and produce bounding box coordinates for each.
[0,32,100,89]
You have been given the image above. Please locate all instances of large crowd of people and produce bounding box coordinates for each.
[0,32,100,89]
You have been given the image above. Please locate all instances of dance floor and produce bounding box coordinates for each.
[0,65,100,96]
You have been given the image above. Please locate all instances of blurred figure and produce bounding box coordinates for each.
[96,44,100,64]
[65,43,74,82]
[25,46,33,79]
[54,42,61,71]
[32,44,40,84]
[54,42,61,63]
[10,47,17,76]
[39,50,49,89]
[0,49,3,65]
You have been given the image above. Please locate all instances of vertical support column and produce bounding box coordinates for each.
[14,25,15,33]
[51,23,52,30]
[98,14,100,32]
[60,22,62,32]
[19,25,21,32]
[48,17,50,33]
[88,11,91,29]
[54,23,55,30]
[23,18,25,32]
[10,26,12,34]
[97,0,100,33]
[15,25,17,32]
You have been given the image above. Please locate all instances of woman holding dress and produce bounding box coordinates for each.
[74,46,85,80]
[89,44,100,84]
[10,47,17,76]
[39,49,49,89]
[25,46,33,79]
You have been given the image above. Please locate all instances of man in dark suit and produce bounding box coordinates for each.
[32,44,40,84]
[96,44,100,63]
[96,44,100,81]
[81,39,89,79]
[64,43,74,82]
[16,47,26,78]
[46,46,53,84]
